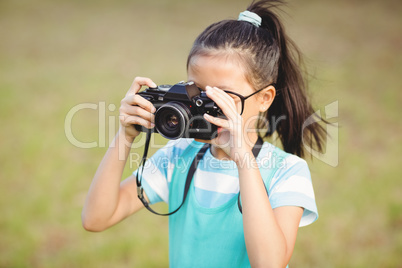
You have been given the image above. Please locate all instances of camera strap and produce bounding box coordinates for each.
[136,128,209,216]
[136,130,263,216]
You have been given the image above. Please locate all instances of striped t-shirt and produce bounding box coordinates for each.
[134,138,318,227]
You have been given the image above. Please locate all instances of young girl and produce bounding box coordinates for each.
[82,0,326,267]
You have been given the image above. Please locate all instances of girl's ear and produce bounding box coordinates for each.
[259,85,276,113]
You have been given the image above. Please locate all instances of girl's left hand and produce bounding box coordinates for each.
[203,86,252,162]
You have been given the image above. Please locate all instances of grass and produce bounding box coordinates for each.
[0,0,401,267]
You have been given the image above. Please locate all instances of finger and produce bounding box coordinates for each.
[205,86,237,118]
[203,113,230,129]
[212,87,237,108]
[120,114,155,129]
[124,105,155,123]
[132,94,156,113]
[122,94,156,113]
[127,77,157,95]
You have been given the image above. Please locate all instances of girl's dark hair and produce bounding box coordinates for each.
[187,0,327,157]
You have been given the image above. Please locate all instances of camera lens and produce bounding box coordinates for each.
[166,114,179,128]
[155,102,192,139]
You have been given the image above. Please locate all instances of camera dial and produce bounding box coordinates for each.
[157,85,171,92]
[195,98,203,107]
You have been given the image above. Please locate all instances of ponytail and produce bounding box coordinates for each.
[188,0,327,157]
[247,0,327,157]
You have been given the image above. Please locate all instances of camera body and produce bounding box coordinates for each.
[135,81,223,140]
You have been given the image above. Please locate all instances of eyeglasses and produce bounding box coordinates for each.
[223,83,275,115]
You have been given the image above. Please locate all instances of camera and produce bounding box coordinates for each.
[134,81,223,140]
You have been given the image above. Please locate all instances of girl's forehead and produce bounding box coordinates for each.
[188,53,244,70]
[187,54,252,92]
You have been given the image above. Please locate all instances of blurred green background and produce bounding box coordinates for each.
[1,0,401,267]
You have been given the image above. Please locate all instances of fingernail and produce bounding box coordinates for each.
[206,86,213,94]
[151,82,157,88]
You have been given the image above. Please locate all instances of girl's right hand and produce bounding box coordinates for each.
[119,77,157,139]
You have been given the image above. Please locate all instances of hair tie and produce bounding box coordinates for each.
[238,10,261,27]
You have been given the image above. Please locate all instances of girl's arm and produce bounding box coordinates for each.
[237,154,303,268]
[204,86,303,267]
[81,77,156,232]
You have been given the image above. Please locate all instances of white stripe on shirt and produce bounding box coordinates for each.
[271,175,315,199]
[141,160,169,203]
[194,169,240,194]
